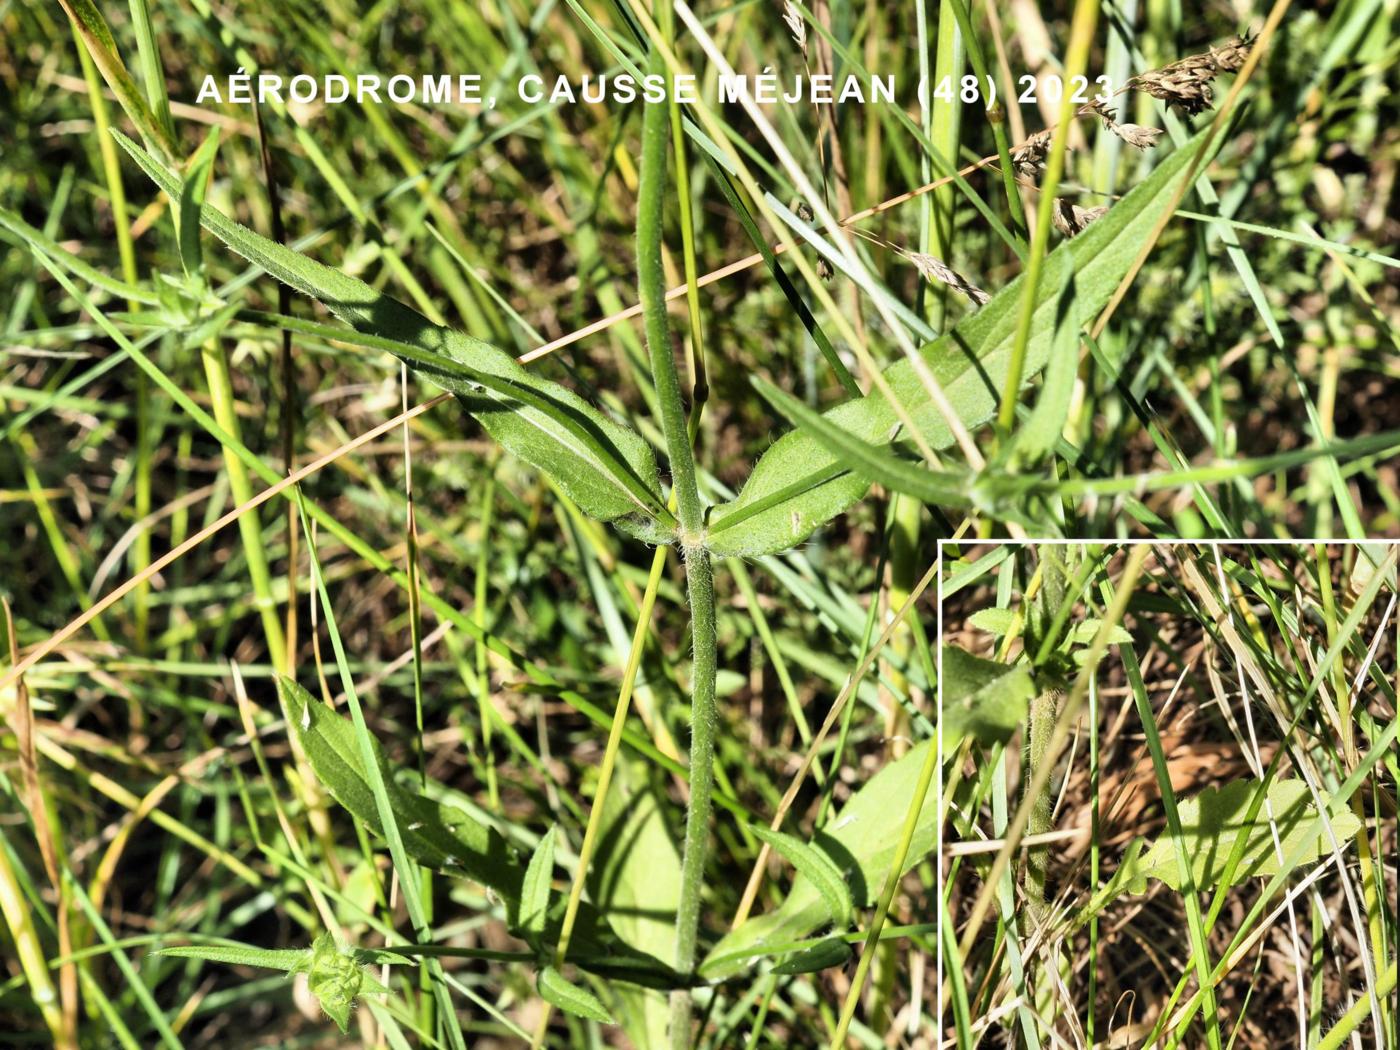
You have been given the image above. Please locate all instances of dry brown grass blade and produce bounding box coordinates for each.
[3,599,78,1048]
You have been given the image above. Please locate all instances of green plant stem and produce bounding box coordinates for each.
[638,16,716,1044]
[956,546,1149,960]
[666,65,707,434]
[70,28,135,647]
[1316,960,1397,1050]
[995,0,1099,437]
[0,838,63,1043]
[638,45,701,540]
[1023,688,1061,912]
[1317,543,1393,1038]
[18,220,745,826]
[669,545,717,1050]
[72,15,151,652]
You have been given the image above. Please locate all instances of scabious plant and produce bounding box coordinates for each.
[67,57,1220,1050]
[24,1,1375,1046]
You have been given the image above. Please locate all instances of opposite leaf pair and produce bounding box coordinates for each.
[111,123,1215,558]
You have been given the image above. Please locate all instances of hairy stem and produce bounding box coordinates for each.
[669,545,717,1049]
[637,16,715,1046]
[638,39,701,539]
[1024,687,1062,913]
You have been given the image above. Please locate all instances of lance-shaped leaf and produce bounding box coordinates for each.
[160,944,311,971]
[280,677,520,893]
[748,823,854,929]
[520,826,556,939]
[56,0,175,160]
[749,374,976,511]
[162,935,389,1035]
[0,205,160,305]
[1011,275,1081,463]
[537,966,615,1025]
[278,679,684,988]
[700,740,938,979]
[1065,619,1134,648]
[1085,779,1364,917]
[771,937,852,975]
[704,128,1215,557]
[178,128,221,283]
[113,132,668,530]
[968,607,1019,637]
[939,645,1036,751]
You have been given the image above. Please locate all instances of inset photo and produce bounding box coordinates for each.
[938,541,1399,1048]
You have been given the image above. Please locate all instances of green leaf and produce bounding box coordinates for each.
[704,129,1215,557]
[178,128,221,283]
[939,645,1036,751]
[279,679,679,987]
[1012,276,1080,462]
[278,677,521,895]
[700,741,938,979]
[748,823,854,929]
[0,206,159,305]
[520,826,556,939]
[163,936,388,1034]
[1064,619,1134,648]
[1350,542,1398,596]
[587,762,679,1048]
[771,937,852,975]
[1089,780,1363,913]
[56,0,175,159]
[968,607,1019,637]
[537,966,615,1025]
[112,132,668,530]
[159,944,308,971]
[749,374,975,511]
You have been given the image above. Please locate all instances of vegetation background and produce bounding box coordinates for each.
[0,0,1397,1046]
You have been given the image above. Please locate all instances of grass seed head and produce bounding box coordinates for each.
[1209,34,1255,73]
[782,1,807,53]
[1130,56,1218,114]
[908,251,990,305]
[1126,33,1256,116]
[1079,97,1118,128]
[1012,129,1054,177]
[1051,199,1109,237]
[1111,122,1165,150]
